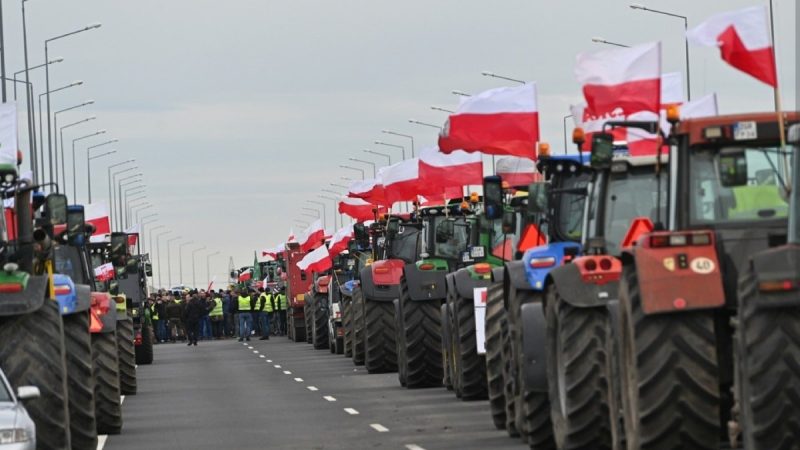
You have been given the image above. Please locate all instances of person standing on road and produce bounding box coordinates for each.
[258,288,273,340]
[183,293,210,346]
[237,289,255,342]
[165,294,185,342]
[199,290,213,340]
[221,289,233,337]
[155,296,168,343]
[276,286,288,336]
[209,292,224,339]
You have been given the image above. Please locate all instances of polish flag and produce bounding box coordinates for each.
[417,190,464,207]
[439,83,540,159]
[287,229,296,243]
[261,246,278,260]
[687,5,777,87]
[496,156,541,187]
[575,42,662,119]
[94,262,115,282]
[124,223,140,246]
[85,202,111,242]
[418,147,482,194]
[238,269,252,282]
[380,158,421,205]
[328,225,354,257]
[338,196,385,221]
[296,244,332,274]
[627,72,685,155]
[348,178,387,206]
[298,219,325,252]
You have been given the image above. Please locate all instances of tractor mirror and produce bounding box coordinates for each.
[110,232,128,268]
[386,219,400,238]
[436,218,455,243]
[718,150,748,187]
[66,205,85,242]
[789,124,799,145]
[353,222,370,248]
[126,256,140,274]
[502,210,517,234]
[527,182,548,215]
[144,261,153,277]
[483,175,504,220]
[44,193,68,226]
[591,132,615,168]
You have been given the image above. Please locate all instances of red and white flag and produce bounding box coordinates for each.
[627,72,685,155]
[298,219,325,252]
[85,202,111,243]
[287,229,296,243]
[338,196,385,222]
[439,83,540,159]
[296,244,332,274]
[94,262,115,282]
[681,93,719,119]
[124,223,140,246]
[687,5,777,87]
[238,269,252,282]
[348,178,387,206]
[418,147,482,194]
[379,158,420,205]
[328,225,353,257]
[496,156,541,187]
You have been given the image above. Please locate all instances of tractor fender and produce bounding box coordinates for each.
[522,241,582,292]
[404,263,447,301]
[491,267,504,284]
[452,267,492,300]
[504,260,530,291]
[340,279,358,297]
[99,300,118,333]
[520,301,548,392]
[0,275,47,316]
[360,265,401,302]
[315,275,331,294]
[748,244,800,309]
[548,264,619,308]
[73,283,92,313]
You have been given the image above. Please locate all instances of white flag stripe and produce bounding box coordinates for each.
[454,83,537,114]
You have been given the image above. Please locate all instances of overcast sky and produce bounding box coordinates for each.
[3,0,796,288]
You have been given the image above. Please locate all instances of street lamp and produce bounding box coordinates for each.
[294,219,310,227]
[191,246,206,289]
[137,211,157,226]
[118,175,143,227]
[563,114,573,153]
[408,119,443,131]
[166,236,182,288]
[591,37,630,48]
[363,149,391,165]
[128,203,152,229]
[86,139,118,202]
[348,158,376,177]
[319,194,340,229]
[154,230,172,288]
[451,90,471,97]
[481,71,526,84]
[430,106,455,114]
[38,80,84,184]
[68,130,106,200]
[340,165,365,180]
[381,130,415,157]
[54,99,94,187]
[630,4,691,99]
[373,141,406,160]
[206,251,220,289]
[109,164,137,228]
[308,200,327,230]
[330,182,349,189]
[178,241,195,286]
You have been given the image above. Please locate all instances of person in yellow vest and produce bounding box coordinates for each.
[258,288,274,340]
[209,293,224,339]
[275,286,288,336]
[237,289,255,342]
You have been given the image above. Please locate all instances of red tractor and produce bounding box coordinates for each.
[284,242,313,342]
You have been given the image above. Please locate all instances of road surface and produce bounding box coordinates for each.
[102,337,526,450]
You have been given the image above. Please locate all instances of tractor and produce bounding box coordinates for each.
[341,221,373,364]
[284,242,312,342]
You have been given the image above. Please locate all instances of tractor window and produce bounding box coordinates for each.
[388,226,420,263]
[554,172,591,242]
[0,377,10,402]
[488,216,520,260]
[689,147,791,225]
[54,246,84,283]
[604,167,666,255]
[431,216,468,260]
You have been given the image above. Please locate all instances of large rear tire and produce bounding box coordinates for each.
[343,295,353,357]
[364,298,397,373]
[92,331,122,435]
[485,283,507,430]
[0,300,71,450]
[117,317,137,396]
[735,267,800,450]
[135,322,154,365]
[402,280,442,389]
[304,298,313,344]
[441,303,453,391]
[63,311,98,450]
[453,291,487,400]
[351,291,366,365]
[619,264,720,450]
[545,285,614,450]
[312,293,329,350]
[394,298,407,387]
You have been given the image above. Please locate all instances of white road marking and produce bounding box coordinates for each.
[96,435,108,450]
[266,359,273,363]
[370,423,389,433]
[307,386,319,391]
[247,346,254,349]
[259,355,265,358]
[274,364,282,368]
[344,408,359,415]
[294,377,304,382]
[405,445,426,450]
[253,350,259,354]
[323,395,337,402]
[120,395,125,405]
[283,370,292,375]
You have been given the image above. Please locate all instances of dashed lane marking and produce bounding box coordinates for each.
[405,445,426,450]
[307,386,319,391]
[247,346,254,349]
[259,355,265,358]
[97,435,108,450]
[344,408,359,415]
[266,359,273,363]
[274,364,282,368]
[323,396,337,402]
[294,378,304,382]
[283,370,292,375]
[370,424,389,433]
[253,350,259,354]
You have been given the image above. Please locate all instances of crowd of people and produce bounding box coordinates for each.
[144,286,289,346]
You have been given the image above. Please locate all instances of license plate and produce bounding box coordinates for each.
[733,121,757,140]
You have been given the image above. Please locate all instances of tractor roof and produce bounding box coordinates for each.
[675,111,798,146]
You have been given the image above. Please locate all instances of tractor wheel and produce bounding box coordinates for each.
[343,295,353,357]
[335,334,344,355]
[394,298,408,387]
[351,291,366,366]
[485,283,507,430]
[0,300,71,449]
[735,267,800,450]
[135,322,154,365]
[453,291,487,400]
[545,285,614,450]
[287,312,294,340]
[364,298,397,373]
[618,264,720,450]
[305,299,313,344]
[501,310,519,438]
[312,294,329,350]
[441,303,453,391]
[63,311,98,450]
[403,294,442,389]
[507,285,553,447]
[116,318,137,396]
[92,331,123,435]
[448,299,463,397]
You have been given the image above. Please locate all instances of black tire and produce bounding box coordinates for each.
[117,318,137,396]
[351,290,366,365]
[618,264,720,450]
[135,322,154,365]
[735,267,800,450]
[501,307,519,438]
[485,282,507,430]
[0,300,71,449]
[394,298,408,387]
[312,294,329,350]
[304,298,313,344]
[364,298,397,373]
[92,331,122,435]
[452,291,487,400]
[447,297,463,397]
[401,280,442,389]
[343,295,353,357]
[545,285,614,450]
[441,303,453,391]
[63,311,98,450]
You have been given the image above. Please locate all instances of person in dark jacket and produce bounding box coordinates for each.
[183,294,212,346]
[165,294,185,342]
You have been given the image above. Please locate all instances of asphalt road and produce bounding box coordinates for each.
[102,336,527,450]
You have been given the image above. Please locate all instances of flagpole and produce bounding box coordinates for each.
[768,0,777,111]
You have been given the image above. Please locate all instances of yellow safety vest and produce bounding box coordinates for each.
[276,294,287,310]
[238,295,253,312]
[151,304,159,320]
[210,298,223,317]
[262,294,274,313]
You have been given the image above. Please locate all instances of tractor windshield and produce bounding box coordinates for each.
[54,245,88,284]
[689,147,791,225]
[603,166,667,255]
[388,226,420,263]
[554,172,591,242]
[431,216,469,260]
[488,214,520,260]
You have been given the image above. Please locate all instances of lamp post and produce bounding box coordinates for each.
[373,141,405,160]
[86,139,118,202]
[451,90,471,97]
[319,194,340,229]
[54,99,95,187]
[408,119,443,131]
[348,158,376,177]
[330,182,349,189]
[630,4,691,100]
[45,23,102,187]
[380,130,415,157]
[117,175,143,227]
[140,217,157,254]
[430,106,455,114]
[166,236,181,288]
[294,219,310,227]
[38,82,84,184]
[564,114,573,153]
[591,37,630,48]
[340,165,365,180]
[481,71,526,84]
[178,241,195,286]
[128,203,152,229]
[363,149,391,165]
[191,246,206,289]
[147,224,165,265]
[108,161,135,226]
[68,130,106,200]
[153,229,171,288]
[308,200,327,230]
